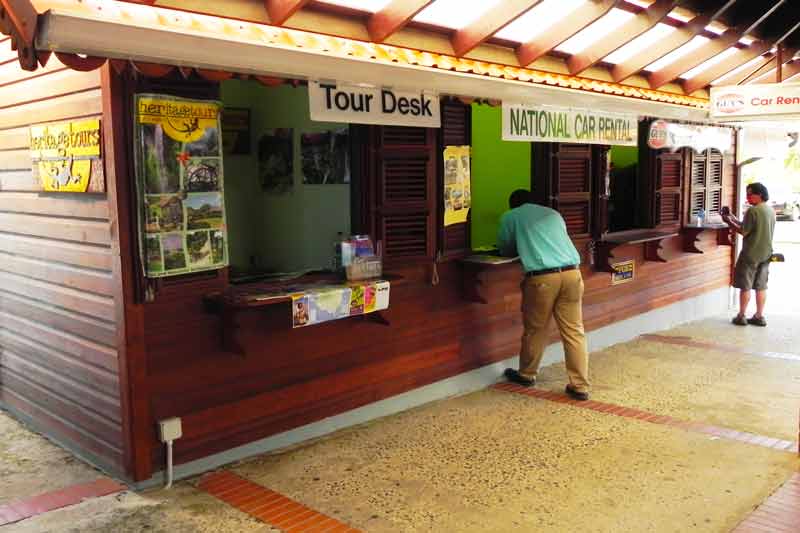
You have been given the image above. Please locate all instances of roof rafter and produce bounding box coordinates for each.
[265,0,313,26]
[752,48,798,83]
[782,60,800,81]
[739,55,779,84]
[681,40,771,94]
[611,14,711,83]
[451,0,543,57]
[516,0,620,67]
[367,0,433,42]
[566,0,679,75]
[648,26,743,89]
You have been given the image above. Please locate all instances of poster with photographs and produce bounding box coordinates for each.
[443,145,471,227]
[258,128,294,192]
[134,94,229,277]
[301,128,350,184]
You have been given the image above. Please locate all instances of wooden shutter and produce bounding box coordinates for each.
[654,152,683,228]
[369,126,437,265]
[439,99,472,258]
[689,149,723,221]
[533,143,592,238]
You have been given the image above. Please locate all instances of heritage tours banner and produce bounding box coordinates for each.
[134,94,229,278]
[502,102,637,146]
[29,119,104,193]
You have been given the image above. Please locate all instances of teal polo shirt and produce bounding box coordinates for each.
[497,203,581,273]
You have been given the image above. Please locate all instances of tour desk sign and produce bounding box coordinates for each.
[502,102,636,146]
[309,81,440,128]
[611,260,634,285]
[647,119,732,154]
[29,119,104,193]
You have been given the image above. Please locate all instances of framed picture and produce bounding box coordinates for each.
[222,107,251,155]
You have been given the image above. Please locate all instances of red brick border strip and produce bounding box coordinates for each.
[732,472,800,532]
[492,383,798,452]
[0,477,125,526]
[198,470,362,532]
[640,334,800,362]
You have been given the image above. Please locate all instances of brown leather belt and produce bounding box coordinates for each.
[525,264,578,277]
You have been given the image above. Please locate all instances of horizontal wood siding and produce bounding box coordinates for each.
[138,119,736,479]
[143,227,733,470]
[0,47,123,474]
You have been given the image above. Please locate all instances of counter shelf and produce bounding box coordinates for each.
[681,223,733,253]
[204,275,396,355]
[594,229,679,273]
[459,253,520,304]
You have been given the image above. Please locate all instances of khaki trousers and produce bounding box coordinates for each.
[518,269,590,393]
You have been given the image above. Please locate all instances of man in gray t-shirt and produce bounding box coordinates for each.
[722,182,776,326]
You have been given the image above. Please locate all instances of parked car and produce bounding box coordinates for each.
[765,182,800,221]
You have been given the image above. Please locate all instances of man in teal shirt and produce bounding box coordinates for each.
[498,189,591,401]
[723,182,776,326]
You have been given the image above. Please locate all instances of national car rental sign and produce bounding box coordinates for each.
[710,82,800,118]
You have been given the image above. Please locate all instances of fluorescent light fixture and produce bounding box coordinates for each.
[711,55,768,85]
[739,36,756,45]
[495,0,586,43]
[315,0,393,12]
[644,35,709,71]
[667,10,694,23]
[603,23,675,65]
[413,0,503,30]
[556,8,634,55]
[679,47,739,79]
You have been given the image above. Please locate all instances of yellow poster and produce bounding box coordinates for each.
[443,145,471,226]
[136,97,220,143]
[29,119,102,193]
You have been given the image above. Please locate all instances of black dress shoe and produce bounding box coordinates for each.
[565,384,589,401]
[504,368,535,387]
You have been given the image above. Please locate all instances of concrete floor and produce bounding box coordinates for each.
[3,224,800,532]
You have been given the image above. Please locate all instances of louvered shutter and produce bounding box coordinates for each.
[370,126,437,265]
[550,144,592,238]
[439,100,471,258]
[689,149,723,221]
[654,152,683,228]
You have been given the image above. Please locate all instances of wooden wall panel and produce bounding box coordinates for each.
[0,43,124,476]
[141,221,733,471]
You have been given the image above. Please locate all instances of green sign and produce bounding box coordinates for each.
[502,102,637,146]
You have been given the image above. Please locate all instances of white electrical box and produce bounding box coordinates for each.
[158,417,182,442]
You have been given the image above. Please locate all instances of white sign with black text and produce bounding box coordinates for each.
[309,81,440,128]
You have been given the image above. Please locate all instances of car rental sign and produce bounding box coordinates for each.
[502,102,637,146]
[710,82,800,118]
[309,81,440,128]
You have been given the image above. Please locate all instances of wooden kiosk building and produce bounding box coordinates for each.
[1,0,798,485]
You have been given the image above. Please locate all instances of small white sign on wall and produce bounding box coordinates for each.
[309,81,440,128]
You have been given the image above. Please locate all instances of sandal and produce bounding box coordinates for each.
[731,315,747,326]
[747,315,767,327]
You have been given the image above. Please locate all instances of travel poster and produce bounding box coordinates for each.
[443,145,471,226]
[259,128,294,192]
[134,94,229,277]
[291,280,390,328]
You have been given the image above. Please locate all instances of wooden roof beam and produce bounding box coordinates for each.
[648,26,743,89]
[265,0,313,26]
[566,0,679,75]
[681,40,771,94]
[752,48,798,83]
[738,55,778,84]
[367,0,433,42]
[611,14,711,83]
[451,0,543,57]
[782,59,800,81]
[516,0,619,67]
